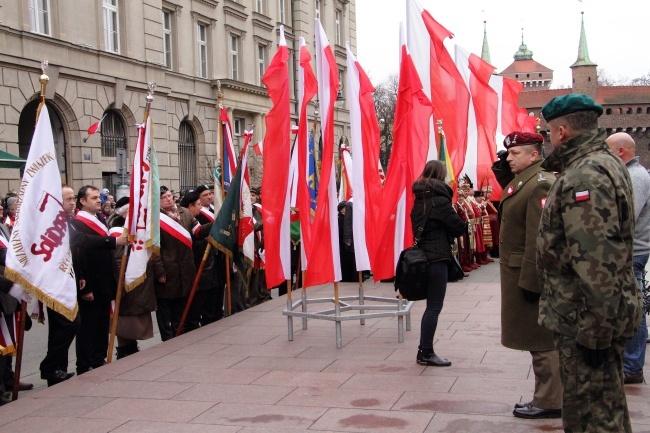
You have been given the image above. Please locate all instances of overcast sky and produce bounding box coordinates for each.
[355,0,648,88]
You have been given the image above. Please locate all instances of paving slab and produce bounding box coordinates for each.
[1,262,648,432]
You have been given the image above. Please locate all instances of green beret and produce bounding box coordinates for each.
[541,94,603,122]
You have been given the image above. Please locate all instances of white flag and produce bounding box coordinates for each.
[5,105,77,321]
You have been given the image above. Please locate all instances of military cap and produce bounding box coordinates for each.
[195,184,212,195]
[179,191,200,208]
[114,196,129,209]
[541,94,603,122]
[503,131,544,149]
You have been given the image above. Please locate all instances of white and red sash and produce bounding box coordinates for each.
[75,211,109,236]
[160,213,192,250]
[199,207,215,222]
[0,230,8,249]
[109,227,123,237]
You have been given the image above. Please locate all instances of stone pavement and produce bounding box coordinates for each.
[1,263,649,432]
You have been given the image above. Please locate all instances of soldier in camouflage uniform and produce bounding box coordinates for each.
[537,94,642,433]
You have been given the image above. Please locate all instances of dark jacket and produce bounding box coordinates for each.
[410,178,467,262]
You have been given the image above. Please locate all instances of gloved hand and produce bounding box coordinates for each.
[496,149,509,169]
[577,343,609,368]
[491,150,514,188]
[521,289,540,303]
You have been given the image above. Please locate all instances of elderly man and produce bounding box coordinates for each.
[607,132,650,385]
[537,94,641,432]
[497,132,561,419]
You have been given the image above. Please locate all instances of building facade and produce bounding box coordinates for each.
[0,0,356,194]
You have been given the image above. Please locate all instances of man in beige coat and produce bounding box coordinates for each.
[497,131,562,419]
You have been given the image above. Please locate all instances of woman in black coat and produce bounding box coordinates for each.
[410,160,467,366]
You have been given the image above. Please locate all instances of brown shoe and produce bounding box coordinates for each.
[18,382,34,391]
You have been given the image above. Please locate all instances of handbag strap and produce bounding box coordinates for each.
[414,197,436,246]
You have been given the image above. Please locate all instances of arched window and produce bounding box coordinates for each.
[637,107,643,114]
[100,110,127,157]
[178,121,197,191]
[605,108,612,115]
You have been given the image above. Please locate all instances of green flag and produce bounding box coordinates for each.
[209,162,249,285]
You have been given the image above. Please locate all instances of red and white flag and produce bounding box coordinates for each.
[5,105,77,321]
[84,114,107,142]
[238,131,255,267]
[346,43,383,272]
[406,0,469,178]
[252,141,263,156]
[261,26,292,288]
[296,36,319,271]
[304,19,342,287]
[338,144,353,203]
[0,312,18,355]
[125,116,160,291]
[373,29,432,281]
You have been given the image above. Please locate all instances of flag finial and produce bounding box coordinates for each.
[39,59,49,101]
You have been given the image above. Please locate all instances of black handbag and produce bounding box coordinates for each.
[447,254,465,282]
[394,206,434,301]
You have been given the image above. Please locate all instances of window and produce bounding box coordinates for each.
[178,121,197,192]
[256,0,264,14]
[338,68,344,100]
[100,110,127,157]
[233,118,243,136]
[103,0,120,53]
[162,10,173,69]
[279,0,285,23]
[230,34,240,80]
[197,23,208,78]
[335,10,341,45]
[29,0,50,35]
[257,44,266,86]
[315,0,321,21]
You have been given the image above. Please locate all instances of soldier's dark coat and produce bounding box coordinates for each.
[499,159,555,351]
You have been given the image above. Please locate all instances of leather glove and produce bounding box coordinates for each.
[521,289,540,303]
[497,149,509,169]
[491,150,514,188]
[577,343,609,368]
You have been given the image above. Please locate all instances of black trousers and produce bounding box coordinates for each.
[419,261,448,351]
[40,308,79,377]
[155,297,186,341]
[76,297,111,374]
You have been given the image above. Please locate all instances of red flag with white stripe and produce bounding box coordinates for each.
[372,33,432,281]
[239,130,255,267]
[261,26,292,288]
[346,43,383,272]
[304,19,342,287]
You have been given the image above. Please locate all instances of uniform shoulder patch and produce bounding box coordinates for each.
[575,190,590,202]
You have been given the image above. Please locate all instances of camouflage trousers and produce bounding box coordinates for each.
[555,334,631,433]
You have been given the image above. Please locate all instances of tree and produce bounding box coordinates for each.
[373,73,398,171]
[630,71,650,86]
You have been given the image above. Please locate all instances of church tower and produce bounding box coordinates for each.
[481,20,491,65]
[570,12,598,97]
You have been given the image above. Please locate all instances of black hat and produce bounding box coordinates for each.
[180,191,200,208]
[115,196,129,209]
[160,185,169,196]
[195,184,212,195]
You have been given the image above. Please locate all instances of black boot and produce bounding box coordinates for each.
[116,342,139,360]
[417,347,451,367]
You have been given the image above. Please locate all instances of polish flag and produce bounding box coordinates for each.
[373,29,432,281]
[346,43,382,272]
[338,144,353,202]
[304,19,342,287]
[454,46,499,193]
[83,114,107,142]
[407,0,469,176]
[252,141,263,156]
[296,36,318,271]
[238,133,255,267]
[261,26,292,288]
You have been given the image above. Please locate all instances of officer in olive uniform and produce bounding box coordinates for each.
[498,131,561,419]
[537,94,641,433]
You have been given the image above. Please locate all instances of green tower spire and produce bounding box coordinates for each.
[571,12,597,67]
[481,20,491,64]
[513,28,533,61]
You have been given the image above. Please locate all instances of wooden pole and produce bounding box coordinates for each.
[11,301,27,401]
[225,257,232,316]
[176,243,212,336]
[106,251,127,363]
[106,81,156,363]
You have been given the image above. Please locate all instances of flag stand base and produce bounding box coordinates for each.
[282,286,414,349]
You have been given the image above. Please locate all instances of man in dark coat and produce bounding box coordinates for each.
[70,185,122,375]
[497,132,561,419]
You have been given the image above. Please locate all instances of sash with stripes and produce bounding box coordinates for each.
[75,211,109,236]
[199,207,215,222]
[160,213,192,250]
[109,227,124,237]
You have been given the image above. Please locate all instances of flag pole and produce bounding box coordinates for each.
[216,81,232,317]
[176,243,211,336]
[12,60,50,400]
[334,281,342,348]
[107,81,157,363]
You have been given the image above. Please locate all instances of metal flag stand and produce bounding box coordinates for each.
[283,275,414,349]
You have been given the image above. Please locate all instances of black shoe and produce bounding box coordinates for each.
[624,372,644,384]
[417,349,452,367]
[514,401,532,409]
[513,403,561,419]
[76,366,93,375]
[43,370,75,387]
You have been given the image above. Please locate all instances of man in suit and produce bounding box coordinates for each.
[497,132,562,419]
[70,185,121,374]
